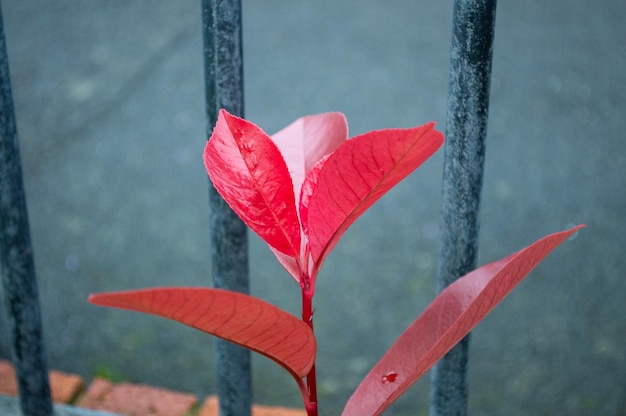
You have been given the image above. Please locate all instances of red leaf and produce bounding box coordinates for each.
[88,287,316,379]
[299,153,329,245]
[303,124,444,272]
[342,225,584,416]
[271,112,348,206]
[204,110,301,258]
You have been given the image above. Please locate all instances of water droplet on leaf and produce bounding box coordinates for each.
[381,371,397,384]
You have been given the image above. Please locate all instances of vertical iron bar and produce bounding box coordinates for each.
[431,1,497,415]
[201,1,251,415]
[0,3,54,416]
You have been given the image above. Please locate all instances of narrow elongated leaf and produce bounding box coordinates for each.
[204,109,301,257]
[271,112,348,205]
[304,124,444,270]
[342,225,584,416]
[89,287,316,378]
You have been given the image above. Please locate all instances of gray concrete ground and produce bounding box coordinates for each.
[0,396,120,416]
[1,1,625,415]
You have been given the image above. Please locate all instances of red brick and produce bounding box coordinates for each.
[0,359,84,404]
[0,360,18,397]
[77,377,197,416]
[49,370,84,403]
[1,360,306,416]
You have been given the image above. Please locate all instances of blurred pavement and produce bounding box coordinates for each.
[1,1,625,415]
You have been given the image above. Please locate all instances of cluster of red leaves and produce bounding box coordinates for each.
[90,109,582,416]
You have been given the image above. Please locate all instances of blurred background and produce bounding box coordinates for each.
[1,1,624,415]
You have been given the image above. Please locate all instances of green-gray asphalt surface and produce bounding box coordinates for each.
[1,2,624,415]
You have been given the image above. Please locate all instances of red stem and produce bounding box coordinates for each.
[306,364,318,415]
[301,276,318,416]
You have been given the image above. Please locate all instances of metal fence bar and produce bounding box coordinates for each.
[431,1,497,415]
[201,1,251,415]
[0,3,54,416]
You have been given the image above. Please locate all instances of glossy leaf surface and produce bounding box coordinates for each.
[342,225,584,416]
[89,287,316,378]
[303,125,444,270]
[204,110,301,258]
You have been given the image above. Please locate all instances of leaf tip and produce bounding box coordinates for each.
[565,223,586,240]
[87,293,102,305]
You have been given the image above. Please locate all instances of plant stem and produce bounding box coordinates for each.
[305,364,318,416]
[301,280,318,416]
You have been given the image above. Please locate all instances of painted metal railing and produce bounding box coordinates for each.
[201,1,251,415]
[0,1,495,415]
[0,3,54,416]
[432,1,497,415]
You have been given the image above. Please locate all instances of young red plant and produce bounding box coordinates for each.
[89,109,583,415]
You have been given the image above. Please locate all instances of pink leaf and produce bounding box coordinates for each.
[342,225,585,416]
[304,124,444,271]
[204,109,301,258]
[271,112,348,206]
[269,246,302,283]
[88,287,316,379]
